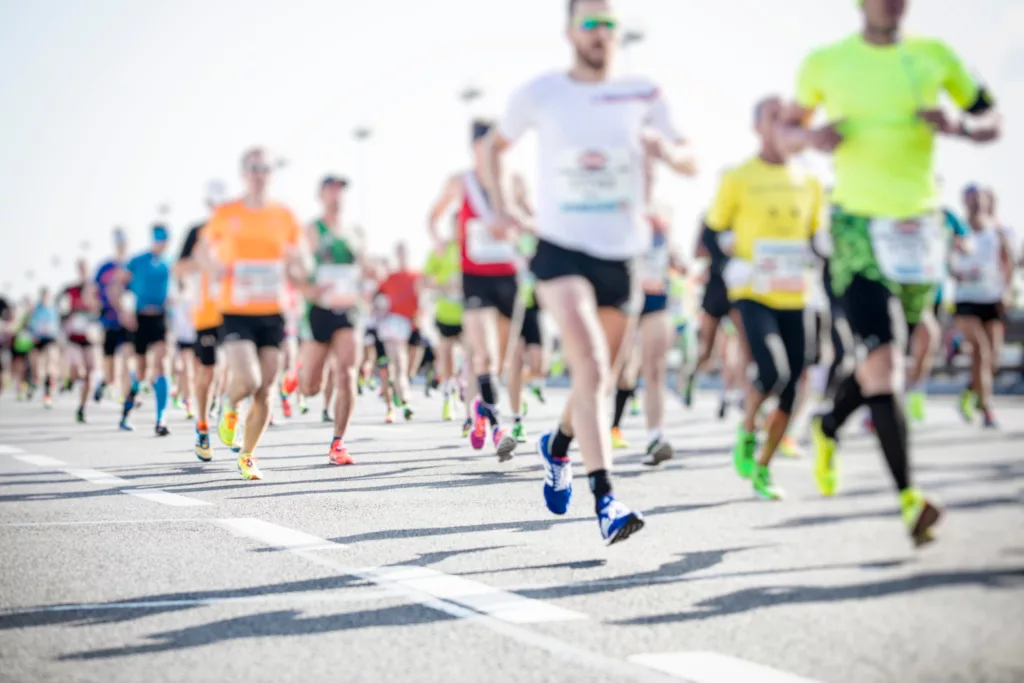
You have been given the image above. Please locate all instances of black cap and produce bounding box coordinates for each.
[472,120,493,142]
[321,175,350,189]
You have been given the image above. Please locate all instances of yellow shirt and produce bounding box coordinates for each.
[706,157,823,310]
[796,34,980,219]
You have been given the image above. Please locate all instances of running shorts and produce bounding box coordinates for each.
[222,314,285,350]
[194,326,222,367]
[955,302,1004,324]
[436,320,462,340]
[531,239,639,313]
[520,303,542,346]
[35,337,55,351]
[102,327,132,358]
[134,313,167,355]
[641,293,668,317]
[734,299,807,414]
[463,273,518,320]
[701,274,731,320]
[308,306,359,344]
[829,206,936,328]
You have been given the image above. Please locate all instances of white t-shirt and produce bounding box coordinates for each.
[953,228,1006,304]
[169,297,197,343]
[498,72,683,260]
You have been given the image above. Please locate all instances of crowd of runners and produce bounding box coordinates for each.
[0,0,1015,547]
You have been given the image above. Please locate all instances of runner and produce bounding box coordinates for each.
[485,0,695,542]
[707,95,824,500]
[198,147,306,480]
[176,180,228,461]
[377,243,419,422]
[683,218,733,409]
[0,294,11,398]
[421,230,465,423]
[10,299,35,400]
[58,259,97,422]
[168,278,197,419]
[428,119,520,460]
[300,174,365,465]
[27,287,60,408]
[110,225,173,435]
[93,230,133,405]
[952,184,1014,427]
[783,0,1002,543]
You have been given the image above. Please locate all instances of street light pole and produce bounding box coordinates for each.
[353,126,373,229]
[620,28,645,75]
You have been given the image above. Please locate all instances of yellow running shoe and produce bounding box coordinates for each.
[237,453,263,481]
[900,488,941,546]
[810,417,838,497]
[907,390,926,423]
[218,410,239,447]
[611,426,629,450]
[779,435,802,459]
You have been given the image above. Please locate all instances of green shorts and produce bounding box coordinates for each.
[829,206,937,326]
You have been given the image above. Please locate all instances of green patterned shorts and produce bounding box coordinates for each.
[829,207,936,325]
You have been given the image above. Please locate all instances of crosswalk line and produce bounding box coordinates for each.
[629,651,823,683]
[11,453,212,508]
[0,445,25,455]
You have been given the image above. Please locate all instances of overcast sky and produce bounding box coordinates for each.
[1,0,1020,297]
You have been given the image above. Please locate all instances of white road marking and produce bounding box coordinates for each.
[0,519,204,528]
[10,453,212,507]
[629,652,824,683]
[0,445,25,455]
[0,591,400,615]
[219,517,343,551]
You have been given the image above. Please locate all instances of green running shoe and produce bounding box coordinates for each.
[907,390,926,423]
[512,421,528,444]
[732,428,756,479]
[958,390,976,423]
[810,417,838,497]
[752,464,784,500]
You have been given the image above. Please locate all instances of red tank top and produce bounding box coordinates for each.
[458,173,517,278]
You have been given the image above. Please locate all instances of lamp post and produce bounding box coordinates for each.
[353,126,374,229]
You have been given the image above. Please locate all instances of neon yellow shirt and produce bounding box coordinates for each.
[706,157,823,310]
[796,34,980,219]
[423,243,463,326]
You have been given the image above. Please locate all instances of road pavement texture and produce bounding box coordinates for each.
[0,389,1022,683]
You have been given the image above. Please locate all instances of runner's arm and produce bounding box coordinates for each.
[644,87,696,176]
[428,175,462,247]
[939,41,1001,143]
[777,51,844,154]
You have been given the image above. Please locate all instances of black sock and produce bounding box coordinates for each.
[44,375,52,395]
[551,426,573,460]
[866,394,910,491]
[477,374,498,426]
[822,374,864,439]
[588,469,613,510]
[612,388,633,429]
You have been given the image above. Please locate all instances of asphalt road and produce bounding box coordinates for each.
[0,387,1021,683]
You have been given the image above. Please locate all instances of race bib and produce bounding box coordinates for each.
[466,218,517,264]
[957,266,1003,302]
[555,148,634,213]
[316,264,361,310]
[379,314,412,343]
[751,239,808,295]
[65,312,90,336]
[232,260,284,307]
[869,215,947,285]
[640,247,669,294]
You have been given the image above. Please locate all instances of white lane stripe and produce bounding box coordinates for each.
[0,591,399,615]
[218,518,343,551]
[0,519,202,528]
[216,518,586,625]
[365,565,586,624]
[0,445,25,455]
[10,454,211,508]
[629,652,824,683]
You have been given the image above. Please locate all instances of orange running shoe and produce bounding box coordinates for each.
[281,397,293,419]
[328,437,354,465]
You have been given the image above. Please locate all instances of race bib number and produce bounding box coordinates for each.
[316,264,361,310]
[232,260,284,307]
[466,218,517,264]
[555,148,633,213]
[379,314,412,343]
[640,247,669,294]
[752,239,808,294]
[957,266,1003,302]
[65,312,90,336]
[869,215,947,285]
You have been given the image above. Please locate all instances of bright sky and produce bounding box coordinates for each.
[0,0,1020,298]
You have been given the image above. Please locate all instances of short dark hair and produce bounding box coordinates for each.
[472,119,493,142]
[753,95,780,123]
[568,0,577,17]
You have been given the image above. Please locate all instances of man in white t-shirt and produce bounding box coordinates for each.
[483,0,696,545]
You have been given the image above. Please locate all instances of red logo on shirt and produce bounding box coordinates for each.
[579,151,607,171]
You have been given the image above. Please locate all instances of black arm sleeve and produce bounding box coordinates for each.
[965,86,994,116]
[701,224,729,274]
[179,225,201,260]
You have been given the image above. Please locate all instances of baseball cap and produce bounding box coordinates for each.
[152,225,170,243]
[321,175,350,189]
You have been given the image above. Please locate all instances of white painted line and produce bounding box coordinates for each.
[1,519,202,528]
[124,489,213,507]
[0,445,25,455]
[0,591,399,615]
[629,652,824,683]
[218,518,343,551]
[11,453,211,508]
[366,565,586,624]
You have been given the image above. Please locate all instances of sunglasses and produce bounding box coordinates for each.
[576,15,617,31]
[245,163,272,174]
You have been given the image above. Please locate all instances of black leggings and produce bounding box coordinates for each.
[735,300,807,414]
[826,299,856,396]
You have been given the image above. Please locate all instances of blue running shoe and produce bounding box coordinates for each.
[537,431,572,515]
[597,495,645,545]
[195,428,213,462]
[119,419,134,432]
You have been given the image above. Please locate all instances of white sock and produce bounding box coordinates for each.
[647,428,662,445]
